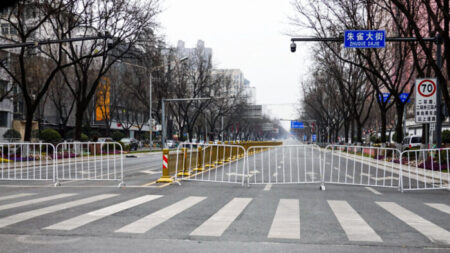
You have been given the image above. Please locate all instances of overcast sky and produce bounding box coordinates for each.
[158,0,312,126]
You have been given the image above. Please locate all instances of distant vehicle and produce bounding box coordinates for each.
[97,137,114,143]
[402,135,422,150]
[166,140,176,148]
[120,138,138,151]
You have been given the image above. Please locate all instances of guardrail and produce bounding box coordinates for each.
[0,143,56,181]
[0,142,124,187]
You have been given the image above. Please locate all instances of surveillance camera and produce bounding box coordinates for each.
[290,41,296,53]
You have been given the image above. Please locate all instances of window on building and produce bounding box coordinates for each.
[0,80,7,97]
[0,111,8,127]
[1,24,9,35]
[9,24,17,35]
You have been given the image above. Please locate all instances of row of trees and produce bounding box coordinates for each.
[293,0,448,144]
[0,0,280,142]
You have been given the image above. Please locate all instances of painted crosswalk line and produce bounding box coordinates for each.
[328,200,382,242]
[0,194,117,229]
[190,198,252,237]
[116,196,206,234]
[377,202,450,244]
[44,195,162,230]
[0,193,36,202]
[268,199,300,239]
[0,193,76,212]
[425,203,450,215]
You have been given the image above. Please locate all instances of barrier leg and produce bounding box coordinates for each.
[177,148,191,177]
[193,146,204,172]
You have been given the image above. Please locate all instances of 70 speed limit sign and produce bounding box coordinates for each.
[415,78,437,123]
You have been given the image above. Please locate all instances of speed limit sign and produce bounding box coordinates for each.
[415,78,437,123]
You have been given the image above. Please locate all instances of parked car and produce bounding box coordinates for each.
[166,139,176,148]
[402,135,422,150]
[97,137,114,143]
[120,138,138,151]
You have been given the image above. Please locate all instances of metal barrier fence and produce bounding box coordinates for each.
[322,145,402,190]
[0,143,56,181]
[246,145,323,185]
[400,148,450,191]
[55,142,124,186]
[174,143,247,185]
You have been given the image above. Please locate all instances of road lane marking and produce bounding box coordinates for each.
[0,193,36,202]
[334,167,339,171]
[365,187,382,195]
[272,172,278,177]
[44,195,162,230]
[346,174,354,180]
[116,196,206,234]
[377,202,450,244]
[0,194,117,228]
[264,184,272,191]
[0,193,76,211]
[328,200,382,242]
[190,197,251,237]
[268,199,300,239]
[425,203,450,215]
[140,170,162,175]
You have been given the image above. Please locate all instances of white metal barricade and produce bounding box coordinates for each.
[55,142,124,186]
[322,145,402,190]
[174,143,247,185]
[246,145,323,186]
[400,148,450,191]
[0,143,56,181]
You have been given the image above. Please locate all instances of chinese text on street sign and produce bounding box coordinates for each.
[344,30,385,48]
[290,121,304,129]
[415,78,437,123]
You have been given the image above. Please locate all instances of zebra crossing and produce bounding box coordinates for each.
[0,192,449,245]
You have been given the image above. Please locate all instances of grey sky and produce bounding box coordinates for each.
[159,0,312,124]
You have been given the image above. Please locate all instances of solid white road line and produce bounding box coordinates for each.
[268,199,300,239]
[44,195,162,230]
[328,200,382,242]
[365,187,382,195]
[190,198,252,237]
[0,193,76,212]
[116,196,206,234]
[377,202,450,244]
[0,193,36,202]
[264,184,272,191]
[425,203,450,215]
[0,194,117,228]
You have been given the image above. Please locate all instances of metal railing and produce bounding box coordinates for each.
[0,143,56,181]
[322,145,402,190]
[174,143,247,185]
[246,145,323,185]
[400,148,450,191]
[54,142,124,186]
[0,142,124,186]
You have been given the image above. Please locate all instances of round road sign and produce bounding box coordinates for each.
[417,79,436,97]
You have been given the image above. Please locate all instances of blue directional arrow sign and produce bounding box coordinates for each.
[290,121,304,129]
[312,134,317,142]
[344,30,385,48]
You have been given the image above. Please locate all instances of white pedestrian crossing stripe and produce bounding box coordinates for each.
[328,200,382,242]
[116,196,206,234]
[44,195,162,231]
[0,193,36,202]
[425,203,450,215]
[0,194,117,229]
[268,199,300,239]
[0,193,76,212]
[190,197,252,237]
[377,202,450,244]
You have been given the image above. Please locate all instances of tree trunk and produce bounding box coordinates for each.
[75,104,84,141]
[344,120,349,143]
[351,120,355,143]
[395,103,404,143]
[356,120,363,143]
[380,109,387,143]
[24,108,34,141]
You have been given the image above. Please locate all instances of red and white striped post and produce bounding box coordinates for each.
[157,148,173,183]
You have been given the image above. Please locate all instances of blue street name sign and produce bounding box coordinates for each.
[303,135,307,141]
[377,92,410,103]
[312,134,317,142]
[290,121,304,129]
[344,30,385,48]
